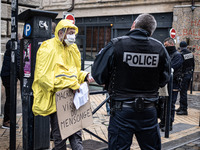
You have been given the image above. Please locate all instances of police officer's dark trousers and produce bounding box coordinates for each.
[108,103,161,150]
[180,73,192,110]
[171,80,180,123]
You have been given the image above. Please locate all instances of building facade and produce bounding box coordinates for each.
[41,0,200,90]
[0,0,200,114]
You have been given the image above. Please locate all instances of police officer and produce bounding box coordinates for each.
[162,37,184,131]
[176,41,195,115]
[92,13,171,150]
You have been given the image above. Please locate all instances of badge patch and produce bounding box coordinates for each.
[183,53,193,60]
[123,52,159,67]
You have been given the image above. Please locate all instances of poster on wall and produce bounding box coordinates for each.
[23,40,31,78]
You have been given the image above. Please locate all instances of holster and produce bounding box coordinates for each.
[110,98,148,116]
[156,96,167,119]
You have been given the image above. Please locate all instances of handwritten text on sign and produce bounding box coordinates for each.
[56,88,93,139]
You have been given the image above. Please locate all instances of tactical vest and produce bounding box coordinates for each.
[181,49,194,74]
[108,36,164,100]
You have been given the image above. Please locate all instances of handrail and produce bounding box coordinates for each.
[89,90,107,95]
[84,64,92,70]
[92,95,109,115]
[83,90,109,144]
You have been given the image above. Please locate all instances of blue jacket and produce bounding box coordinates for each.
[165,46,183,89]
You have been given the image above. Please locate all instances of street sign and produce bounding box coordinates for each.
[24,23,31,37]
[170,28,176,39]
[64,13,75,24]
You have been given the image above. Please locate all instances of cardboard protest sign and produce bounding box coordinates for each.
[55,88,93,140]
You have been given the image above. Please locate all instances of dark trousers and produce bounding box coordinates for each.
[108,107,161,150]
[50,112,83,150]
[171,91,179,123]
[159,90,179,126]
[179,74,192,110]
[1,76,10,122]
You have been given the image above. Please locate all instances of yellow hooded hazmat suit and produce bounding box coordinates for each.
[32,19,88,116]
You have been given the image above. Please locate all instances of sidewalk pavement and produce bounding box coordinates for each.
[0,91,199,150]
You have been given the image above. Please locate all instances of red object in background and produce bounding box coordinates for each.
[65,14,75,24]
[170,28,176,39]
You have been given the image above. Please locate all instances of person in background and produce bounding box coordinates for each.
[1,33,22,129]
[161,37,184,132]
[32,19,94,150]
[92,13,170,150]
[52,22,57,38]
[176,41,195,115]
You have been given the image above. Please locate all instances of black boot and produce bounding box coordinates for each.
[160,122,173,132]
[159,122,165,129]
[176,107,181,112]
[176,109,188,115]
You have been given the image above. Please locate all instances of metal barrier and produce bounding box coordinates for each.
[85,73,173,143]
[164,71,173,138]
[83,90,109,144]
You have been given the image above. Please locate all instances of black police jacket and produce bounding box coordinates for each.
[1,40,21,79]
[165,46,184,89]
[92,29,171,100]
[165,46,183,78]
[181,48,195,74]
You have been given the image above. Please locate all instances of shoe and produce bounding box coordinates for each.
[161,126,172,132]
[2,121,10,129]
[16,124,19,129]
[160,122,173,132]
[176,110,188,115]
[159,122,165,129]
[2,121,19,129]
[176,107,181,112]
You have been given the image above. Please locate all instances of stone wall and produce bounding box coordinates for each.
[1,1,200,115]
[1,0,40,53]
[173,5,200,90]
[42,0,193,18]
[1,0,40,114]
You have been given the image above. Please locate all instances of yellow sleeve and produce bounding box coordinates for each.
[32,40,57,116]
[32,41,55,94]
[78,71,88,84]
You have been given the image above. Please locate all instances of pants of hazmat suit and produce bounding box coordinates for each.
[50,112,83,150]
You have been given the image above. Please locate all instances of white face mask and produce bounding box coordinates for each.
[64,34,76,46]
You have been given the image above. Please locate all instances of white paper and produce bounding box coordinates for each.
[73,82,89,109]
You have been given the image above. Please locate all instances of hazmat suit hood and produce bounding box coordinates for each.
[54,19,78,44]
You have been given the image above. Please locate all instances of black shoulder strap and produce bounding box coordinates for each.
[171,51,181,60]
[111,36,130,44]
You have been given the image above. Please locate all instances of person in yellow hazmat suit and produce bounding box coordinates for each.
[32,19,94,150]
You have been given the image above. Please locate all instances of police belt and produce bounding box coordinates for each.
[184,70,193,75]
[112,98,155,112]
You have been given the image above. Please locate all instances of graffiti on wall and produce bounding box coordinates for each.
[177,19,200,54]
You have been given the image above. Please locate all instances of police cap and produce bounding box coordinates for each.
[180,41,187,47]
